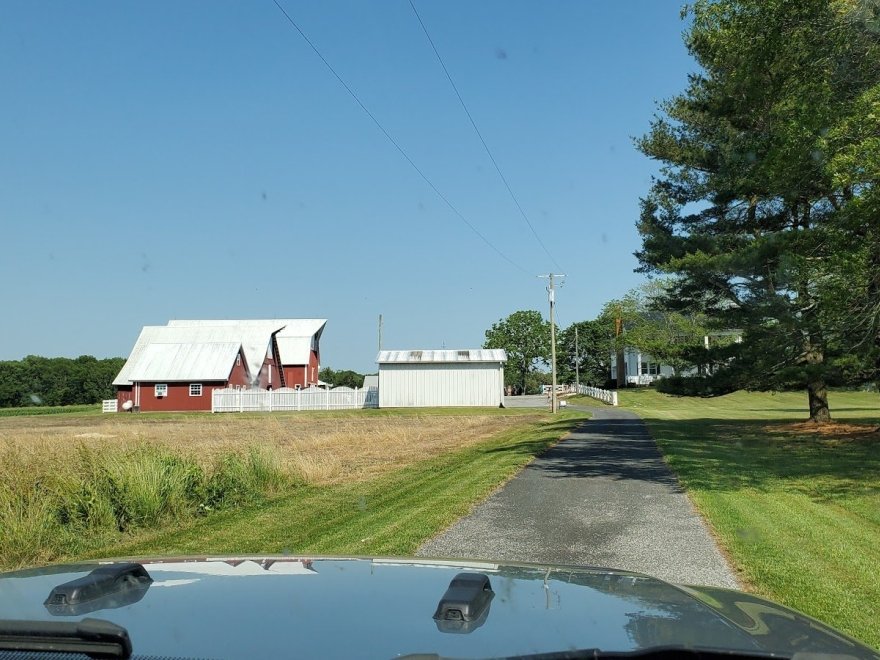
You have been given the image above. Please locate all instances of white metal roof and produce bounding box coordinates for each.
[376,349,507,364]
[114,319,327,386]
[275,336,313,365]
[125,342,241,382]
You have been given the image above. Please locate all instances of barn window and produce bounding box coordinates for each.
[154,383,168,398]
[189,384,202,397]
[236,355,242,366]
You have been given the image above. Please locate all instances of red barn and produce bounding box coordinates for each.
[113,319,327,412]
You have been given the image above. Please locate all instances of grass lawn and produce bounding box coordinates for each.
[86,408,585,559]
[619,389,880,649]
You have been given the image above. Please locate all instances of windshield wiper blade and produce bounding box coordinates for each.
[497,647,787,660]
[0,617,132,659]
[399,648,788,660]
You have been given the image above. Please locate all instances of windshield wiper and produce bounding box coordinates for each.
[0,617,132,659]
[399,648,789,660]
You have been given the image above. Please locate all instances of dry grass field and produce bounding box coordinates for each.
[0,410,536,487]
[0,408,559,569]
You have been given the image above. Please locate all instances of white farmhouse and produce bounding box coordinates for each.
[377,349,507,408]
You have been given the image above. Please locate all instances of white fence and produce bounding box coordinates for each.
[212,386,378,413]
[102,399,118,413]
[573,384,618,406]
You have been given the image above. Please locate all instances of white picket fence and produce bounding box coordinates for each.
[212,386,378,413]
[573,384,618,406]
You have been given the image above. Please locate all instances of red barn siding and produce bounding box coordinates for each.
[280,350,320,388]
[116,349,250,412]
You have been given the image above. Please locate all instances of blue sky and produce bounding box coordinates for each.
[0,1,695,373]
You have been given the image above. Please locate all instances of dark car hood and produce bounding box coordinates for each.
[0,556,874,659]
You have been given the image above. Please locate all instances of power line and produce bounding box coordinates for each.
[271,0,530,275]
[408,0,565,273]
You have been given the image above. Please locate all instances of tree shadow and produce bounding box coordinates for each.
[528,417,682,487]
[479,414,880,503]
[641,416,880,500]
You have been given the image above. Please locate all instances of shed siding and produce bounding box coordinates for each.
[378,362,504,408]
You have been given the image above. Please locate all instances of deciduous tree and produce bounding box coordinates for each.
[484,310,550,394]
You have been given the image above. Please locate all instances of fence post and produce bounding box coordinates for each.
[612,391,619,406]
[268,389,273,413]
[326,387,330,410]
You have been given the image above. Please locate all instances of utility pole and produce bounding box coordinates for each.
[539,274,565,413]
[574,325,580,391]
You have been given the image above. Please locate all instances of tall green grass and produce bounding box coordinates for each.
[0,445,287,570]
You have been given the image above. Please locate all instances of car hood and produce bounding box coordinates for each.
[0,556,875,659]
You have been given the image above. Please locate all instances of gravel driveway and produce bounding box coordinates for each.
[417,404,740,588]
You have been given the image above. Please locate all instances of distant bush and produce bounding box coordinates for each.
[656,374,739,397]
[0,444,289,570]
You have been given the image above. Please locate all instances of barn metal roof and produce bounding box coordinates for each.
[275,336,313,365]
[125,342,241,382]
[114,319,327,386]
[376,349,507,364]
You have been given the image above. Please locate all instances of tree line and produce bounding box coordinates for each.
[483,282,711,395]
[0,356,126,408]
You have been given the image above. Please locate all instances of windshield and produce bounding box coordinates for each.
[1,0,878,657]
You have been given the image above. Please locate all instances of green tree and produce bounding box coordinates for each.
[318,367,366,389]
[599,282,710,376]
[484,310,551,394]
[558,320,613,387]
[0,355,124,408]
[634,0,880,421]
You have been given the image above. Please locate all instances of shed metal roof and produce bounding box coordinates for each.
[376,349,507,364]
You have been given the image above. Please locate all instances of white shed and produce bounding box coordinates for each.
[377,349,507,408]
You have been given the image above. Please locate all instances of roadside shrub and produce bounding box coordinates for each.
[200,447,285,512]
[0,491,67,568]
[0,443,289,570]
[656,374,738,397]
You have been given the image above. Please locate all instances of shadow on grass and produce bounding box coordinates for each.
[644,417,880,499]
[479,411,880,501]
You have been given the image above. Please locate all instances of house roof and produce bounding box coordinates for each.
[114,319,327,386]
[376,349,507,364]
[125,342,241,382]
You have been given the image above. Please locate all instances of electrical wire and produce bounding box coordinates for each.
[271,0,530,275]
[408,0,565,273]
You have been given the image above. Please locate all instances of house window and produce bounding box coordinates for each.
[189,384,202,397]
[155,383,168,398]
